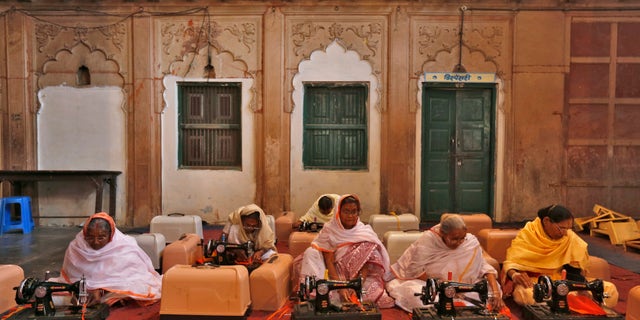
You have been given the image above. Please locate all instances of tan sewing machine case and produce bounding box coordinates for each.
[288,231,318,258]
[0,264,24,313]
[162,233,204,274]
[160,264,250,319]
[274,211,295,243]
[249,253,293,311]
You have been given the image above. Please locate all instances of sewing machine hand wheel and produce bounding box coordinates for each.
[415,278,438,305]
[534,275,552,302]
[204,239,217,258]
[15,277,38,304]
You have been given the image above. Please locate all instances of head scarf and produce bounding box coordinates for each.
[83,212,115,242]
[224,204,276,251]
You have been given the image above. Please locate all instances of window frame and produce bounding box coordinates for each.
[177,81,242,170]
[302,82,369,170]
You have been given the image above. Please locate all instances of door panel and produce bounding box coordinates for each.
[421,87,493,221]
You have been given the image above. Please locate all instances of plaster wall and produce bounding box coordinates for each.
[290,41,381,221]
[414,76,506,221]
[36,86,126,225]
[161,76,256,223]
[510,11,567,220]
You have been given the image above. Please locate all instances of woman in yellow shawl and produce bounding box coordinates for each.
[501,204,618,308]
[222,204,277,263]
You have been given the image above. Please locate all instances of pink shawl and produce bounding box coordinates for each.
[311,195,390,270]
[309,194,393,306]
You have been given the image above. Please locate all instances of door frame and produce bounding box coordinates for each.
[419,82,498,222]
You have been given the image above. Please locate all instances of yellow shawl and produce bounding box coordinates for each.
[502,217,589,281]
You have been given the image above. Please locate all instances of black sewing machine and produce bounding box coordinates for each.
[292,276,381,320]
[523,275,623,320]
[205,239,255,265]
[298,221,323,232]
[11,275,109,320]
[412,278,509,320]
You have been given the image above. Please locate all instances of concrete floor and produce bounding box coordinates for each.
[0,227,79,279]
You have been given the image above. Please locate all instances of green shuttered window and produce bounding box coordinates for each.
[178,82,242,169]
[303,83,368,170]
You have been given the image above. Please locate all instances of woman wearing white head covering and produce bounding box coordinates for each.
[385,214,505,313]
[223,203,277,262]
[56,212,162,306]
[297,194,395,308]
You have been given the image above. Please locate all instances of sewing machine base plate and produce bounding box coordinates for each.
[5,303,109,320]
[292,301,381,320]
[523,304,623,320]
[412,306,510,320]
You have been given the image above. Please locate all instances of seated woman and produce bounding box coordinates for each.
[385,215,506,313]
[502,204,618,308]
[293,193,340,229]
[297,194,395,308]
[54,212,162,306]
[222,204,277,263]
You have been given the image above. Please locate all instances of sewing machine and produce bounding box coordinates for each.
[298,221,323,232]
[522,275,623,320]
[11,275,108,319]
[292,276,381,320]
[412,278,509,320]
[205,239,255,266]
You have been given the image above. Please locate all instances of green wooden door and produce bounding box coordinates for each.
[421,86,494,221]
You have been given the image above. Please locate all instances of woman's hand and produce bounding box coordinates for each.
[511,271,533,288]
[85,289,103,306]
[340,289,352,303]
[488,292,505,311]
[251,249,264,262]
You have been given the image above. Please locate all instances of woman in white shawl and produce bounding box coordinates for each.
[56,212,162,306]
[223,204,277,262]
[385,214,505,313]
[297,194,395,308]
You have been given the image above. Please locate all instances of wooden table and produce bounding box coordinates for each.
[0,170,121,222]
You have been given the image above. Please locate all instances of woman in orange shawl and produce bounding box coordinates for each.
[501,204,618,310]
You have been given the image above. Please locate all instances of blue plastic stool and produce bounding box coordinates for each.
[0,196,34,234]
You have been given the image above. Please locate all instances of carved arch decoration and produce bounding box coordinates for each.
[34,20,128,111]
[158,16,262,112]
[285,17,388,113]
[410,16,513,112]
